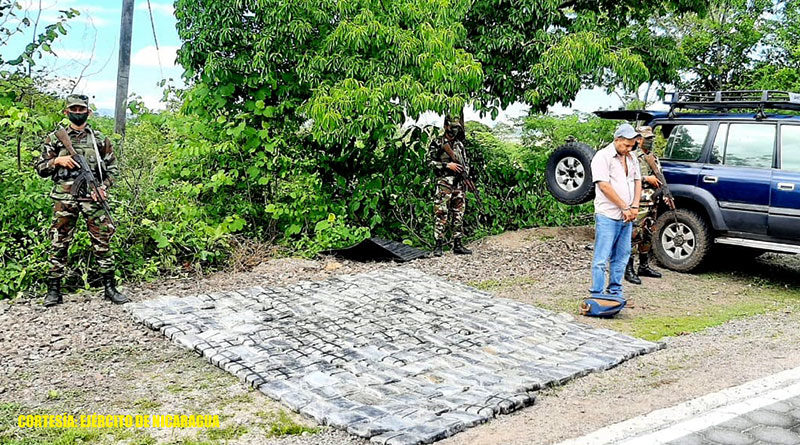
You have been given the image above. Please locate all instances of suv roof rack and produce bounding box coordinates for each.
[665,90,800,119]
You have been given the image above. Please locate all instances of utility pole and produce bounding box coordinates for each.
[114,0,134,135]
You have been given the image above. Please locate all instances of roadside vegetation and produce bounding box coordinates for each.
[3,0,800,300]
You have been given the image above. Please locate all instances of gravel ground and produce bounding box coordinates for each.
[2,225,800,444]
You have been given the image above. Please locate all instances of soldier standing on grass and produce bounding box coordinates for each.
[34,94,129,307]
[428,115,472,257]
[625,126,668,284]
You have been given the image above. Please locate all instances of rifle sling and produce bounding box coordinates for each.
[643,153,663,182]
[54,129,80,158]
[441,140,461,165]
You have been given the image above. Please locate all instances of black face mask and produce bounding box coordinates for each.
[68,112,88,126]
[446,126,463,139]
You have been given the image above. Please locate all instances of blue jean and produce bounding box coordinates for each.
[590,214,633,298]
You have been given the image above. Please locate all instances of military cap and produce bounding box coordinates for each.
[636,125,655,139]
[444,114,463,127]
[66,94,90,108]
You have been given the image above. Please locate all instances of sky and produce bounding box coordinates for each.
[6,0,664,125]
[8,0,182,112]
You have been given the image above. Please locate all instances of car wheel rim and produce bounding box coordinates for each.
[661,222,696,261]
[555,156,585,192]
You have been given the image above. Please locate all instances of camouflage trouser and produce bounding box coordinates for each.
[48,199,116,279]
[632,189,658,255]
[434,176,465,242]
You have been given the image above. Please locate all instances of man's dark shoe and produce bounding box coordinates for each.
[102,273,130,304]
[452,239,472,255]
[624,256,641,284]
[432,241,444,257]
[638,253,662,278]
[44,278,63,307]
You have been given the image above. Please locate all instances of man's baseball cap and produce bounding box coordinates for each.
[614,123,641,139]
[66,94,89,108]
[636,125,655,139]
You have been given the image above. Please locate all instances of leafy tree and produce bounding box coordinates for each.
[665,0,774,91]
[741,1,800,91]
[171,0,709,247]
[522,113,619,151]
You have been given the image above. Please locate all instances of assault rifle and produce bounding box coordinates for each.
[441,139,482,207]
[54,129,115,226]
[643,152,678,225]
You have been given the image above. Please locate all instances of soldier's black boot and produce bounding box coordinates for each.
[432,240,444,257]
[624,256,641,284]
[637,253,662,278]
[452,239,472,255]
[44,278,63,307]
[102,273,130,304]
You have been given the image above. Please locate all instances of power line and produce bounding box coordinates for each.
[146,0,164,80]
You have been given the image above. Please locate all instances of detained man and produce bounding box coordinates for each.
[581,124,642,317]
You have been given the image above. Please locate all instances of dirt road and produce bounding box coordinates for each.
[3,226,800,444]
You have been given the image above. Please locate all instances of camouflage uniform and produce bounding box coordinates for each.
[35,125,118,279]
[631,148,661,255]
[429,136,468,242]
[625,126,663,284]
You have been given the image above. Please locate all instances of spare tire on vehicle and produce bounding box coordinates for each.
[545,141,596,205]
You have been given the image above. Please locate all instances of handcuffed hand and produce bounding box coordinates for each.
[53,155,77,169]
[622,208,636,222]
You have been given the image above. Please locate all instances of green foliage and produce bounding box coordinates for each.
[667,0,774,91]
[522,113,619,151]
[257,410,319,437]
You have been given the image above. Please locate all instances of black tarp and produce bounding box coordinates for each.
[327,237,428,262]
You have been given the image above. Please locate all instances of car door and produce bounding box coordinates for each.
[769,123,800,240]
[698,122,775,234]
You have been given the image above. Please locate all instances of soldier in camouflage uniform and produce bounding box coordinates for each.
[35,94,129,307]
[428,115,472,256]
[625,126,665,284]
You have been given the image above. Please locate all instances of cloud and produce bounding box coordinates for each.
[139,93,168,111]
[72,79,117,110]
[52,49,93,61]
[38,11,111,28]
[131,45,179,68]
[17,0,117,15]
[136,1,174,16]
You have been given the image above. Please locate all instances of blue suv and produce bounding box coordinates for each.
[545,90,800,272]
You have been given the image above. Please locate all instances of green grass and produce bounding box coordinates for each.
[256,410,318,437]
[216,392,252,408]
[469,276,537,291]
[0,402,155,445]
[205,424,247,441]
[166,384,186,394]
[612,300,786,341]
[132,399,162,411]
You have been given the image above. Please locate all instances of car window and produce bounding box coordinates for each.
[724,124,775,169]
[662,124,708,161]
[709,123,727,165]
[781,125,800,172]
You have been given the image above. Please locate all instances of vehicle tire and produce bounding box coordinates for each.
[545,142,596,205]
[653,209,712,272]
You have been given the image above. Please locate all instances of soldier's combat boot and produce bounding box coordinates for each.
[102,273,130,304]
[44,278,63,307]
[432,240,444,257]
[637,253,662,278]
[624,256,641,284]
[452,239,472,255]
